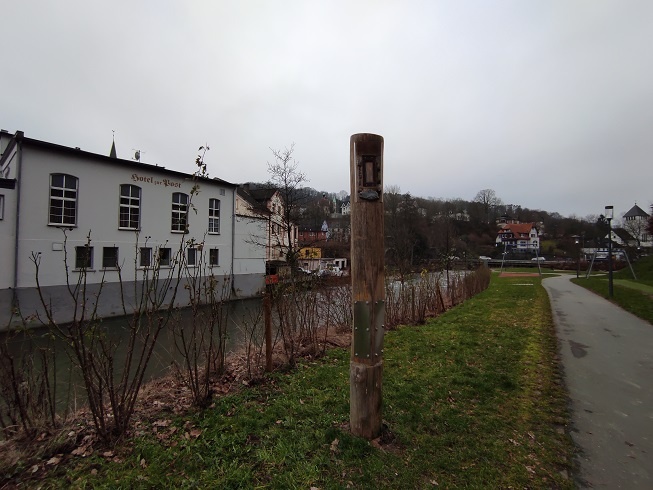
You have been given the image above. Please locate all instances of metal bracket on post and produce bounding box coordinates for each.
[353,300,385,360]
[373,300,384,357]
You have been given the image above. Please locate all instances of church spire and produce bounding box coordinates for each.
[109,130,117,158]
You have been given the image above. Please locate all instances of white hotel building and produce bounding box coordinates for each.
[0,130,266,329]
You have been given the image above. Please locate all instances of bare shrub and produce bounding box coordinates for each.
[30,233,183,442]
[0,324,60,440]
[234,299,267,379]
[172,239,232,408]
[321,284,352,334]
[385,266,489,329]
[272,277,323,366]
[385,270,445,328]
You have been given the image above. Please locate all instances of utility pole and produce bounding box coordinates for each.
[349,133,385,439]
[605,205,614,298]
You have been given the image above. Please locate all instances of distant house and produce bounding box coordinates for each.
[496,222,540,253]
[497,214,519,225]
[298,226,328,245]
[434,210,470,222]
[610,228,637,248]
[237,184,298,268]
[341,200,351,215]
[328,216,351,243]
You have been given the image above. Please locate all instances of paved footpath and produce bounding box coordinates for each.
[543,275,653,489]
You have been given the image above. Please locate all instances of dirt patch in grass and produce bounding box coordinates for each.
[499,272,541,277]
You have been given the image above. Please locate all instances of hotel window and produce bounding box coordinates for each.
[119,184,141,230]
[187,247,198,266]
[171,192,189,232]
[0,195,4,219]
[208,198,220,234]
[209,248,219,266]
[102,247,119,269]
[139,247,152,267]
[49,174,78,225]
[158,247,172,267]
[75,246,93,269]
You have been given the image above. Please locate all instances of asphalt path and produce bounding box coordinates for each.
[543,275,653,489]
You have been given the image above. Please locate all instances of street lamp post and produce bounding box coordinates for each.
[605,205,614,298]
[573,235,580,278]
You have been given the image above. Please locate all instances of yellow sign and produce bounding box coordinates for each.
[300,247,321,259]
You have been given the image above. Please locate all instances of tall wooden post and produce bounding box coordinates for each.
[349,133,385,439]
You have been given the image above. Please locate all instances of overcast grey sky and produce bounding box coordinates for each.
[2,1,652,220]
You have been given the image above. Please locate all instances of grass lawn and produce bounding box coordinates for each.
[571,255,653,325]
[613,279,653,294]
[30,274,574,489]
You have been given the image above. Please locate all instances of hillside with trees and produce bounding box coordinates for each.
[249,172,648,272]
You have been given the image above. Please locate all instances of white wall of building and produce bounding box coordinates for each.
[234,215,267,274]
[0,173,17,291]
[232,214,267,295]
[16,145,234,288]
[1,135,266,329]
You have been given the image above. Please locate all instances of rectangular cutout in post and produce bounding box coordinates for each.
[353,137,384,202]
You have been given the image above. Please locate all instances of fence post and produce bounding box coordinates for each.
[264,289,272,372]
[349,133,385,439]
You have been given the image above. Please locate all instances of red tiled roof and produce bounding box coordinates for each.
[500,223,537,235]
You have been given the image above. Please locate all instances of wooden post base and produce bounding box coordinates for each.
[350,360,383,439]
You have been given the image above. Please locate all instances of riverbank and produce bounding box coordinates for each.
[5,272,574,488]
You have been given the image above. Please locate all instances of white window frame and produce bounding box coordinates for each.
[158,247,172,267]
[209,248,219,266]
[139,247,152,268]
[75,245,93,270]
[119,184,141,230]
[102,247,119,269]
[49,173,78,226]
[171,192,189,233]
[208,198,220,234]
[187,247,198,267]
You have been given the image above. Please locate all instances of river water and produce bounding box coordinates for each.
[1,297,265,414]
[2,272,466,417]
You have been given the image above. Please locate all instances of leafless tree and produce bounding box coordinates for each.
[267,144,309,269]
[473,188,503,224]
[622,212,649,248]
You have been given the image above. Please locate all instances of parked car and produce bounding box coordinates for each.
[531,257,545,261]
[317,267,344,277]
[479,256,491,261]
